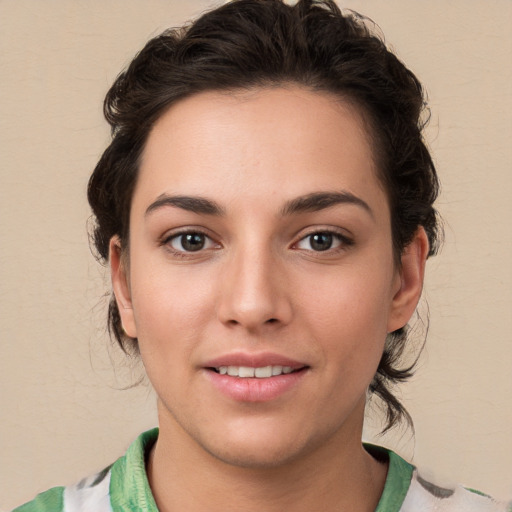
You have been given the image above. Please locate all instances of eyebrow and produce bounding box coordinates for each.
[145,194,225,217]
[280,191,373,218]
[145,190,373,218]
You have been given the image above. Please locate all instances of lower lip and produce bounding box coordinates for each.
[204,369,307,402]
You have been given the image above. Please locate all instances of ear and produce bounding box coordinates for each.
[109,236,137,338]
[387,227,430,333]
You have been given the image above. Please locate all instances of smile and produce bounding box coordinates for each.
[204,356,309,402]
[213,365,296,378]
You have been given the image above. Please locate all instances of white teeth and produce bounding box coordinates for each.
[216,365,297,378]
[254,366,272,378]
[238,366,255,378]
[227,366,238,376]
[271,365,283,376]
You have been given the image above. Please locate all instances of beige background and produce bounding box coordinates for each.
[1,1,511,509]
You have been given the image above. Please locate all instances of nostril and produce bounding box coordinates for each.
[266,318,278,324]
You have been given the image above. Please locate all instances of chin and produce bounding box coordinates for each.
[196,422,321,470]
[204,441,306,470]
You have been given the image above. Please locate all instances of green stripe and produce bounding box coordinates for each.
[110,428,159,512]
[370,446,414,512]
[11,486,64,512]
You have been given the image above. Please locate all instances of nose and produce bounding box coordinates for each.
[216,245,293,332]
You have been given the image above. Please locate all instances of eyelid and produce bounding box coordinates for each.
[160,227,221,254]
[292,227,354,251]
[159,226,353,255]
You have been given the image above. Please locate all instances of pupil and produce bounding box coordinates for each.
[311,233,332,251]
[182,233,205,251]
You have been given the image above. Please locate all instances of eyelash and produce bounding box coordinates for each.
[161,229,219,258]
[160,228,354,257]
[293,229,354,253]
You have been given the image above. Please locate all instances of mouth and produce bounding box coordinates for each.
[208,365,307,379]
[208,365,305,378]
[203,354,309,401]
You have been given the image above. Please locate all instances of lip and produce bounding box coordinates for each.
[203,352,306,370]
[202,352,309,403]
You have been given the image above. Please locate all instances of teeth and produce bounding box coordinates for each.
[239,366,255,378]
[216,365,297,378]
[254,366,272,378]
[272,365,283,376]
[227,366,238,376]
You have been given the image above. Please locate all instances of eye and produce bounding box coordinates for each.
[295,231,350,252]
[168,232,216,252]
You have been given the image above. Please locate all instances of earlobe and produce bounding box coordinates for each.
[109,236,137,338]
[387,227,430,333]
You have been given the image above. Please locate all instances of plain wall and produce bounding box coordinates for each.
[1,1,511,509]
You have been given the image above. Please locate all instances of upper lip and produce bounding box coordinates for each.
[203,352,307,369]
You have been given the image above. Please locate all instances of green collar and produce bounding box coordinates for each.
[110,427,160,512]
[109,429,413,512]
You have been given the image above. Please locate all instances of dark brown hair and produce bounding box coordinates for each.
[88,0,441,431]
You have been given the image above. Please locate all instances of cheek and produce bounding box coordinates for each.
[299,263,394,329]
[297,264,393,368]
[129,262,217,352]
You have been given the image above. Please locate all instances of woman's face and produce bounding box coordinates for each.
[112,86,425,467]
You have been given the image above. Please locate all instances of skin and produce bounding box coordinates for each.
[111,86,428,511]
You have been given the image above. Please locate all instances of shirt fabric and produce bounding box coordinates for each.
[12,428,510,512]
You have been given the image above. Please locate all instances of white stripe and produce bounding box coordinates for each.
[400,470,510,512]
[63,470,112,512]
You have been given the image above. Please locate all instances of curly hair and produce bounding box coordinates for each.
[87,0,441,432]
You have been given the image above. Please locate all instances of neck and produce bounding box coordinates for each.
[148,401,388,512]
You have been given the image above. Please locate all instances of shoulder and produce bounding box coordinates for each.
[401,471,511,512]
[11,486,64,512]
[11,466,112,512]
[367,444,511,512]
[10,428,159,512]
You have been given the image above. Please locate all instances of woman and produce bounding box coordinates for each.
[12,1,510,511]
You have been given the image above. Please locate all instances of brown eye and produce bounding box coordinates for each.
[309,233,334,251]
[295,231,352,252]
[170,232,211,252]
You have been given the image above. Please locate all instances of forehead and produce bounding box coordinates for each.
[135,86,386,214]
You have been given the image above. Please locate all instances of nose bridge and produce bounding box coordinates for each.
[217,238,291,329]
